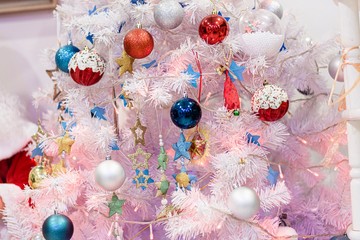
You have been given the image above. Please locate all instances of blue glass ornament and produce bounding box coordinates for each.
[170,97,202,129]
[330,235,350,240]
[55,45,80,73]
[42,214,74,240]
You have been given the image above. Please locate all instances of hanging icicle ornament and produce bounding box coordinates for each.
[239,9,284,57]
[42,213,74,240]
[124,23,154,59]
[251,81,289,121]
[328,54,344,82]
[224,70,241,115]
[154,0,185,30]
[198,9,229,45]
[55,43,80,73]
[170,97,202,129]
[68,46,106,86]
[227,186,260,220]
[95,156,126,191]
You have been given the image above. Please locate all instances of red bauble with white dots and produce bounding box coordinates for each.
[251,84,289,121]
[68,47,106,86]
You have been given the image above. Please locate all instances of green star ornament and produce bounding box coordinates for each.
[157,146,168,171]
[108,193,126,217]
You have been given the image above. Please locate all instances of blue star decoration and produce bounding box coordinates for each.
[229,60,245,82]
[179,2,188,8]
[88,5,97,15]
[172,166,197,191]
[119,94,128,107]
[172,132,191,161]
[109,140,120,151]
[246,132,261,146]
[184,64,200,88]
[60,121,77,131]
[218,11,230,22]
[142,60,158,69]
[57,101,73,116]
[132,169,154,190]
[280,42,287,52]
[31,144,44,158]
[86,32,94,44]
[91,106,107,120]
[267,166,279,185]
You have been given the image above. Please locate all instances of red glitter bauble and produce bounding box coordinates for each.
[124,28,154,59]
[198,14,229,45]
[251,84,289,122]
[68,48,106,86]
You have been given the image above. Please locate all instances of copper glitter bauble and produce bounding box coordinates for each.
[124,28,154,59]
[198,14,229,45]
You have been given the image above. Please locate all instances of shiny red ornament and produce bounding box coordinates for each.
[198,14,229,45]
[224,70,241,111]
[124,28,154,59]
[251,84,289,122]
[68,48,106,86]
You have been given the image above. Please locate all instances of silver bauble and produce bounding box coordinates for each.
[154,0,185,30]
[259,0,284,19]
[95,158,126,191]
[228,187,260,219]
[328,55,344,82]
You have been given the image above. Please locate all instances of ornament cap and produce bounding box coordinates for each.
[136,22,142,29]
[212,8,217,15]
[105,155,112,160]
[263,79,269,86]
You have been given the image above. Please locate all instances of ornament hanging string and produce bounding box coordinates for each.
[328,46,360,107]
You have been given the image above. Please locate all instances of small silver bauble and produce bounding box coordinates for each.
[95,157,126,191]
[328,55,344,82]
[154,0,185,30]
[228,186,260,220]
[259,0,284,19]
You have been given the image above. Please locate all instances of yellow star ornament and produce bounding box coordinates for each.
[56,132,75,155]
[115,51,135,76]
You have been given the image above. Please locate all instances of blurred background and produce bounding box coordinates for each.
[0,0,339,122]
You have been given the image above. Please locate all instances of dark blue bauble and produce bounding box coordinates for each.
[330,235,350,240]
[170,97,202,129]
[42,214,74,240]
[55,45,80,73]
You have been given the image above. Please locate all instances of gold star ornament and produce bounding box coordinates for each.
[56,132,75,155]
[128,147,152,170]
[130,118,147,146]
[116,51,135,76]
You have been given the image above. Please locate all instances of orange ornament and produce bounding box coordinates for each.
[124,28,154,59]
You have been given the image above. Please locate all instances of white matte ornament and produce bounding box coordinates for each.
[259,0,283,19]
[227,187,260,219]
[328,55,344,82]
[154,0,184,30]
[276,226,298,240]
[95,158,126,191]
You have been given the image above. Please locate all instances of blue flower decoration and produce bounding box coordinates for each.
[86,32,94,44]
[142,60,158,69]
[246,132,260,146]
[218,11,230,22]
[184,64,200,88]
[31,145,44,158]
[91,106,107,120]
[229,60,245,82]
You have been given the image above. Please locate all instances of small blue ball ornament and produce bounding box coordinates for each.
[42,214,74,240]
[170,97,202,129]
[55,44,80,73]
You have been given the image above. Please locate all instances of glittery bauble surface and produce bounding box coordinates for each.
[228,187,260,220]
[42,214,74,240]
[124,28,154,59]
[259,0,283,19]
[28,165,50,189]
[199,14,229,45]
[95,159,126,191]
[68,48,106,86]
[55,44,80,73]
[170,97,202,129]
[251,84,289,121]
[175,172,190,188]
[276,226,298,240]
[154,0,184,30]
[189,131,206,160]
[328,55,344,82]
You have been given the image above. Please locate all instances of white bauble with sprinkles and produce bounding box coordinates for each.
[68,47,106,86]
[251,82,289,121]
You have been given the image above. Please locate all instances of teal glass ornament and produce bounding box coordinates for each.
[170,97,202,129]
[42,214,74,240]
[55,44,80,73]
